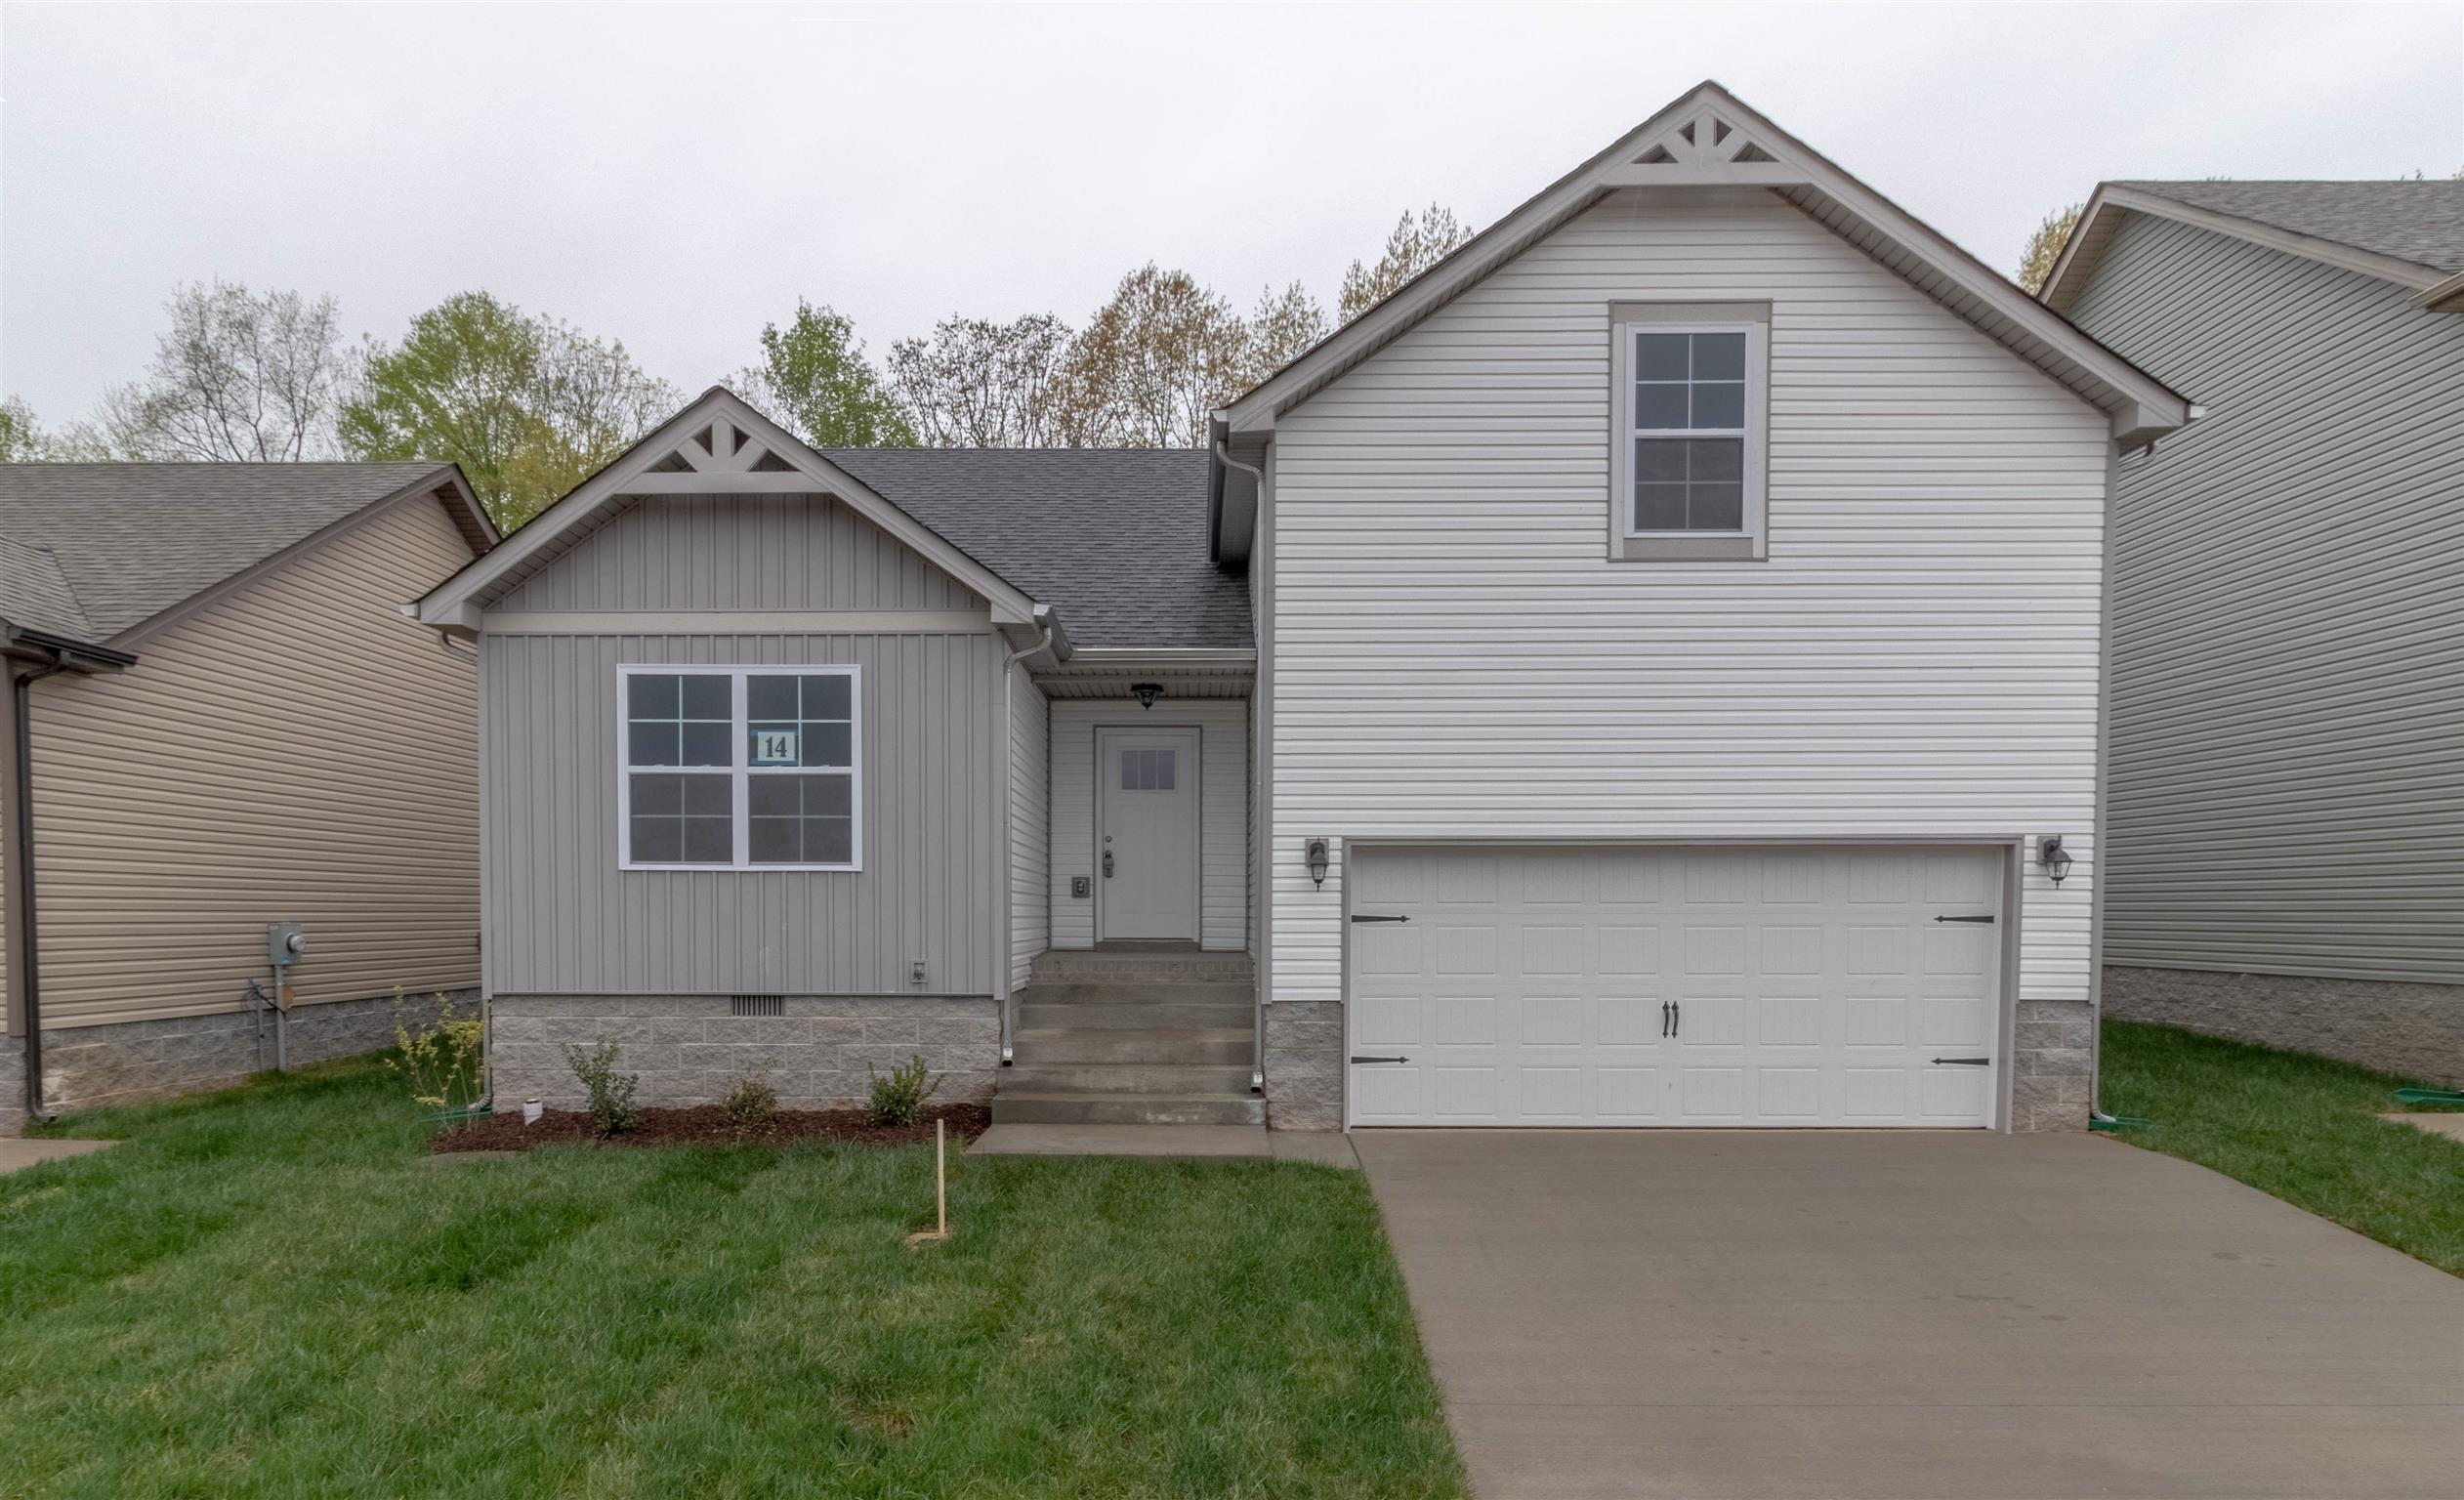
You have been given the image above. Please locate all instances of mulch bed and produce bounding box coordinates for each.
[430,1101,990,1153]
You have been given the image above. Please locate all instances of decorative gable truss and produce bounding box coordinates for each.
[1603,104,1806,187]
[415,386,1053,637]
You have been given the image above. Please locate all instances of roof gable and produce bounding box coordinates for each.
[416,388,1042,633]
[1221,81,2191,446]
[2043,181,2464,314]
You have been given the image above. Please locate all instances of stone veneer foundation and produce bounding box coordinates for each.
[487,993,1001,1111]
[2104,966,2464,1087]
[2,990,467,1134]
[1264,996,2097,1133]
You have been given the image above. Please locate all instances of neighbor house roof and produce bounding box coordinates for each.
[0,462,494,644]
[2042,180,2464,314]
[1218,80,2192,450]
[822,448,1243,648]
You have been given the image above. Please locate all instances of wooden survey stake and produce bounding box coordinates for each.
[905,1118,951,1247]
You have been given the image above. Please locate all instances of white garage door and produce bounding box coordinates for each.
[1347,847,2004,1127]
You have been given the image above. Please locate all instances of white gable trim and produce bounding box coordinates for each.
[1221,81,2190,444]
[2042,183,2455,314]
[415,388,1042,630]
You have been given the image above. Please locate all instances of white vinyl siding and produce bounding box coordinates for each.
[2064,213,2464,984]
[1268,187,2108,1014]
[1048,700,1248,951]
[17,494,482,1027]
[1009,665,1050,990]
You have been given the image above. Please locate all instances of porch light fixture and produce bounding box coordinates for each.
[1131,682,1164,710]
[1305,837,1330,888]
[2039,834,2073,887]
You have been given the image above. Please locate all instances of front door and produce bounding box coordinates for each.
[1098,729,1200,941]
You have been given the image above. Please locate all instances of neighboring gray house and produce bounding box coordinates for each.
[2043,181,2464,1085]
[420,82,2192,1134]
[0,464,497,1128]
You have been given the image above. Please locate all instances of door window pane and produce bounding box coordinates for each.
[1119,747,1177,791]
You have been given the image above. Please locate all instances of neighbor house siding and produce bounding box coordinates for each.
[1268,187,2109,1017]
[2064,213,2464,984]
[17,493,482,1026]
[1048,700,1249,951]
[1009,665,1050,989]
[478,492,1004,998]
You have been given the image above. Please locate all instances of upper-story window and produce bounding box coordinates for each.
[1609,303,1769,562]
[618,665,861,870]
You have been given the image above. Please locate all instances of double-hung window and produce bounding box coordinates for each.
[618,665,861,870]
[1609,303,1769,562]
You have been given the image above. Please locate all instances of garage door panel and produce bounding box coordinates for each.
[1348,845,2004,1128]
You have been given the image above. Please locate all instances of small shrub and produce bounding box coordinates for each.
[865,1054,940,1127]
[722,1067,778,1132]
[389,990,487,1122]
[563,1040,640,1136]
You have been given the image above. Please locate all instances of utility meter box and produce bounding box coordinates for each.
[267,921,308,967]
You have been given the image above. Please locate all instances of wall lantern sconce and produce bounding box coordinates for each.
[1305,837,1330,888]
[1131,682,1164,710]
[2039,834,2073,887]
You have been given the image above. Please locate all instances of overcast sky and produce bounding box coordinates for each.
[3,2,2458,427]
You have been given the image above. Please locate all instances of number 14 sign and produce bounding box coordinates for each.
[753,730,798,766]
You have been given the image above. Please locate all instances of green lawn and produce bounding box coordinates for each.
[0,1059,1466,1499]
[2100,1019,2464,1274]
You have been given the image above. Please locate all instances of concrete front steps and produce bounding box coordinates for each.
[994,949,1263,1127]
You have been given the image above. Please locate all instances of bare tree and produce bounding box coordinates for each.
[2017,204,2083,294]
[1338,204,1474,323]
[101,279,346,460]
[1238,280,1330,390]
[1059,265,1251,447]
[889,312,1077,446]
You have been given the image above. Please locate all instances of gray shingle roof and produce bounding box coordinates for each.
[2115,180,2464,274]
[0,537,96,641]
[0,462,459,639]
[822,448,1248,648]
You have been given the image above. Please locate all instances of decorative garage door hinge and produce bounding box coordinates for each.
[1351,1056,1410,1064]
[1930,1057,1992,1066]
[1933,914,1995,923]
[1349,914,1411,923]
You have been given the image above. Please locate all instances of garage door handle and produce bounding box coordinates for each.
[1931,1057,1991,1066]
[1350,914,1410,924]
[1351,1056,1409,1064]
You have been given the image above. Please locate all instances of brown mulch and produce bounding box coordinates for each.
[429,1101,990,1153]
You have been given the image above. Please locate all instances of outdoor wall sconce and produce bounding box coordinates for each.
[1131,682,1164,710]
[1305,837,1330,888]
[2039,834,2073,887]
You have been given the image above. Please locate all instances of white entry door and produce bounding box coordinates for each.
[1098,730,1200,941]
[1348,846,2004,1127]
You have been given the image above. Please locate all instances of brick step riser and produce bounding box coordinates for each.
[1003,1063,1255,1095]
[991,1094,1267,1127]
[1011,1030,1252,1065]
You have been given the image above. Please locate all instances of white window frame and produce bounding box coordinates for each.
[615,663,863,872]
[1608,302,1771,562]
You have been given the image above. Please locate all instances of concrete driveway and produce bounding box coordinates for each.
[1356,1130,2464,1500]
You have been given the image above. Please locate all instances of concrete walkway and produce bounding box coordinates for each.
[1356,1130,2464,1500]
[970,1123,1359,1167]
[0,1138,115,1174]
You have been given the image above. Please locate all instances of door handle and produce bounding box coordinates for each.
[1103,851,1114,878]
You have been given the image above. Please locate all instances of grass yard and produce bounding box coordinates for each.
[2100,1019,2464,1275]
[0,1058,1466,1499]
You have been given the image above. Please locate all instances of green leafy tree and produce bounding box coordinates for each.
[340,291,680,531]
[2017,204,2083,294]
[1338,204,1473,323]
[732,300,915,447]
[1059,264,1251,447]
[1,396,53,461]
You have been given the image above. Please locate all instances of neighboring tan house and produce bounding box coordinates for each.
[418,81,2192,1134]
[2041,181,2464,1084]
[0,464,496,1128]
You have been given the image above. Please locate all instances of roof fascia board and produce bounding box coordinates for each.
[418,388,1042,628]
[2413,269,2464,312]
[113,465,470,649]
[2044,184,2447,310]
[1226,81,2186,437]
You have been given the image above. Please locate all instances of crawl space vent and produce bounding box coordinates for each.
[730,995,786,1018]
